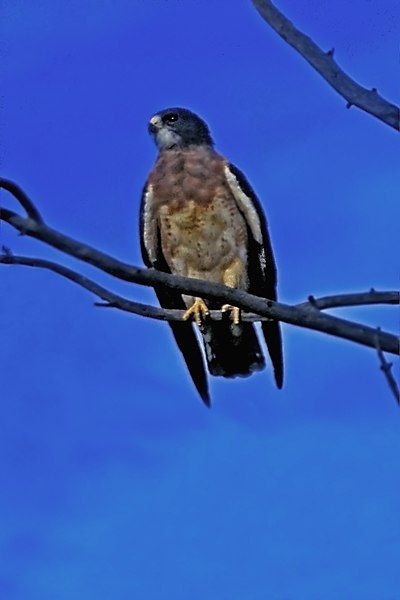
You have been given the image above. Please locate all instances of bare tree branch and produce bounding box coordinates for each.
[0,196,398,355]
[375,329,400,404]
[298,291,399,310]
[0,178,44,223]
[1,254,398,328]
[1,179,398,356]
[251,0,400,131]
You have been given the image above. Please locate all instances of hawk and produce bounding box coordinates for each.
[140,108,283,405]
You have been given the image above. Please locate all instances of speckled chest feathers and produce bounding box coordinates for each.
[147,145,248,286]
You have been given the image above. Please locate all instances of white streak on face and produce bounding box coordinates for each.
[142,185,158,264]
[223,165,263,244]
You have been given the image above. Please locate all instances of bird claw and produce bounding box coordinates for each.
[183,298,210,327]
[221,304,241,325]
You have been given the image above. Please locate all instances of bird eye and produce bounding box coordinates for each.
[162,113,178,124]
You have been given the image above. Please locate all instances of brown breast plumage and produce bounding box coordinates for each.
[148,145,226,208]
[148,146,248,287]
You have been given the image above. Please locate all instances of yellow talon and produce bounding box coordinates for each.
[221,304,241,325]
[183,298,210,327]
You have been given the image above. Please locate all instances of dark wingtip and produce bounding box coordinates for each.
[192,364,211,407]
[261,321,284,392]
[199,389,212,408]
[274,366,284,389]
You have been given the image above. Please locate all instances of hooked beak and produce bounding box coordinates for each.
[148,115,162,134]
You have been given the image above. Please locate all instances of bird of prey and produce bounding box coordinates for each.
[140,108,283,405]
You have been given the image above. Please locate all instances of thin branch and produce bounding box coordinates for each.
[0,178,44,223]
[375,329,400,404]
[251,0,400,131]
[1,254,398,327]
[298,291,399,310]
[0,253,272,321]
[0,253,168,319]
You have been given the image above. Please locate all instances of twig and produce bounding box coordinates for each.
[251,0,400,131]
[374,328,400,404]
[298,291,399,310]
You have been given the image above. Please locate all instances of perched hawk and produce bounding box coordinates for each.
[140,108,283,405]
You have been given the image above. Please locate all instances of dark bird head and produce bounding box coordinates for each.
[148,108,213,150]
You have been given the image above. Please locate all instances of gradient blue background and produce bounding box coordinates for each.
[1,1,399,598]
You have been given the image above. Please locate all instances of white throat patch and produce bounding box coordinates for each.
[155,128,181,150]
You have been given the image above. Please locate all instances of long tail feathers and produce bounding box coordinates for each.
[202,321,265,378]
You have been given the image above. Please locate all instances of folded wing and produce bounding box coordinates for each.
[224,164,284,389]
[139,183,210,405]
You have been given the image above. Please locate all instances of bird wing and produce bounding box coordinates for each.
[224,163,284,388]
[139,182,210,405]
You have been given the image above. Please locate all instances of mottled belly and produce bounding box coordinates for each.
[159,195,248,285]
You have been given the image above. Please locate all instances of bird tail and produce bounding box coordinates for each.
[202,321,265,378]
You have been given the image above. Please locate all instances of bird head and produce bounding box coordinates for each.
[148,108,213,150]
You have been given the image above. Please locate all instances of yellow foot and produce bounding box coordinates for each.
[221,304,241,325]
[183,298,210,327]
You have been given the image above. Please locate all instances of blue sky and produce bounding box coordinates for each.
[1,1,399,598]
